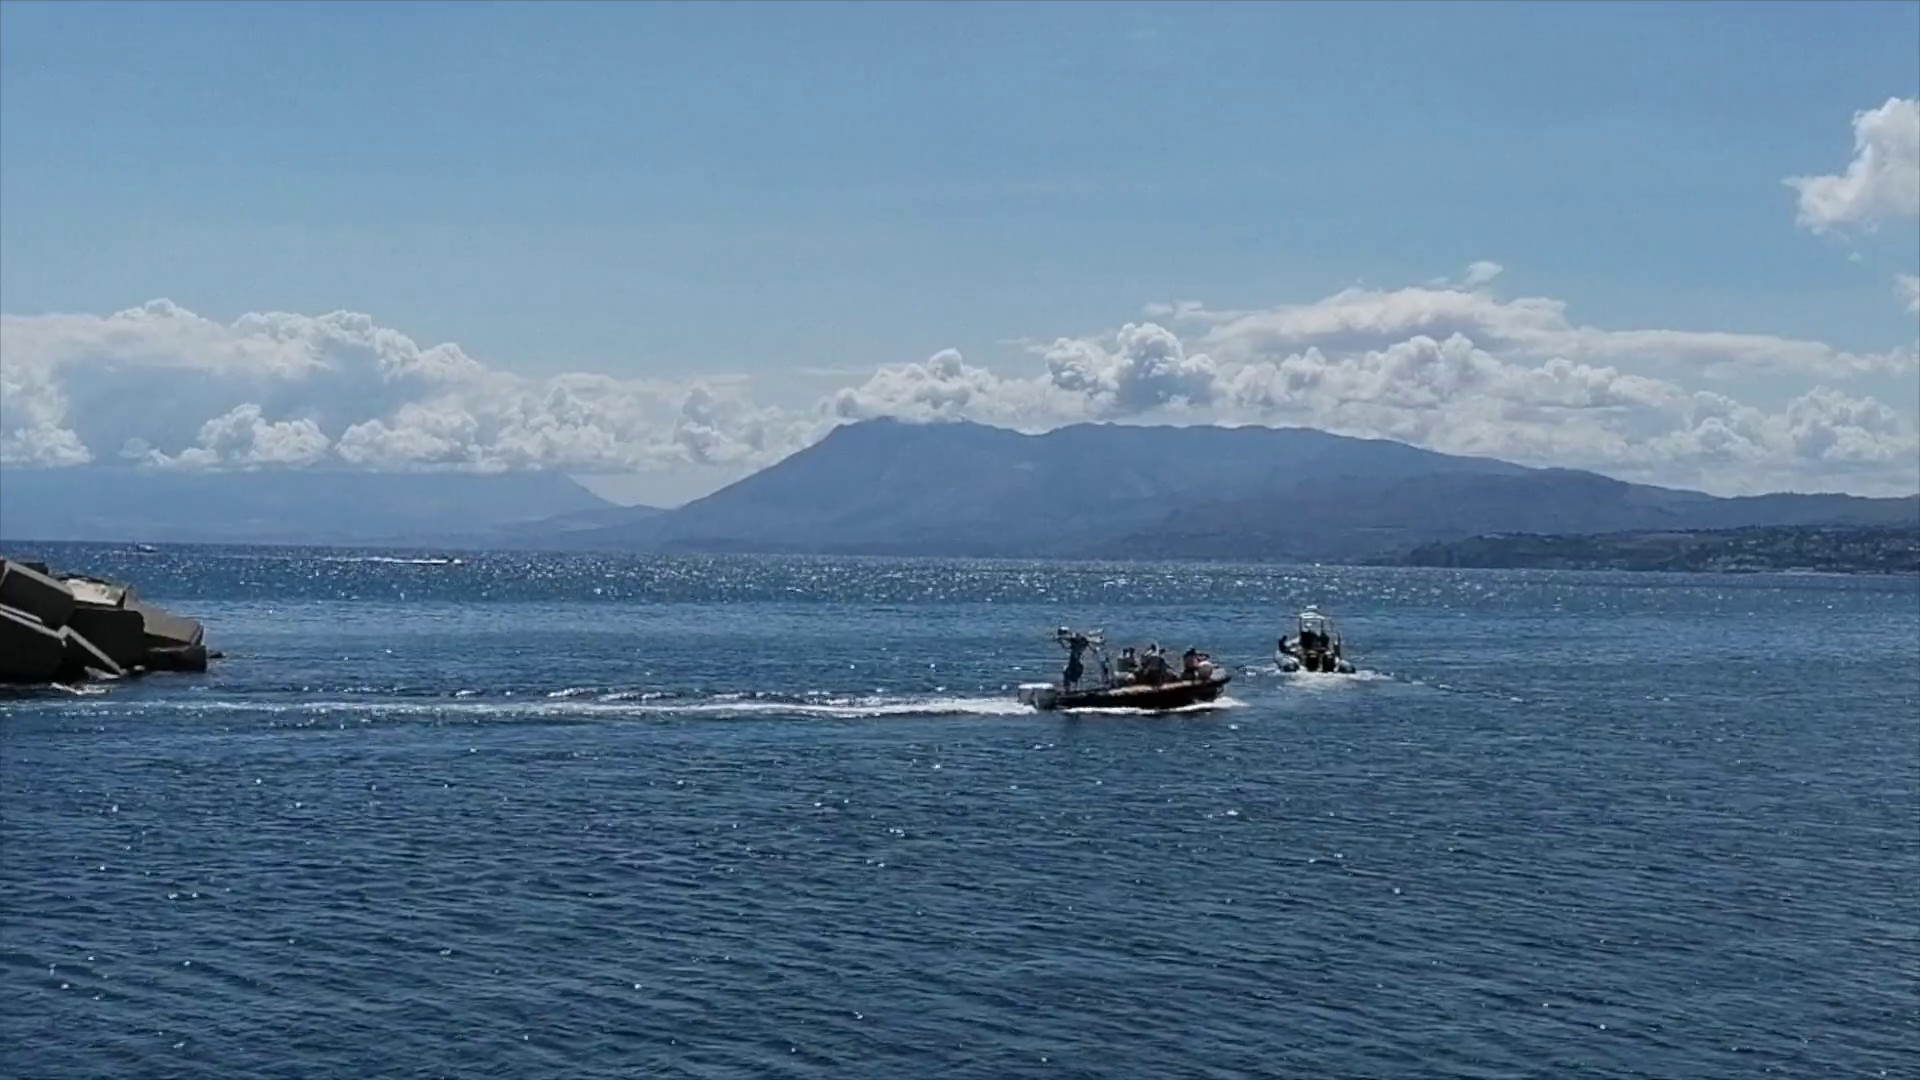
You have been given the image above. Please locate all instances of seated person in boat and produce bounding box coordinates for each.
[1115,647,1139,683]
[1181,647,1200,679]
[1138,645,1171,686]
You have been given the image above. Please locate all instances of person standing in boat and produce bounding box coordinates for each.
[1060,629,1089,690]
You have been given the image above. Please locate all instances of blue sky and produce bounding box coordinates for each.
[2,1,1917,502]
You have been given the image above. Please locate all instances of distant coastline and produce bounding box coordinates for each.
[1395,525,1920,576]
[8,524,1920,579]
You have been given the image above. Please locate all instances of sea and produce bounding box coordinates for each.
[1,542,1915,1079]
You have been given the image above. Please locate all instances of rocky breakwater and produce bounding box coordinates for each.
[0,555,214,686]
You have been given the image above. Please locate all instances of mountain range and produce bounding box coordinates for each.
[3,419,1915,562]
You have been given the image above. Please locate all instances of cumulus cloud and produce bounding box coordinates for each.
[1900,273,1920,315]
[825,329,1917,495]
[826,279,1920,496]
[1218,337,1917,493]
[0,358,91,467]
[4,282,1916,497]
[1786,96,1920,234]
[828,349,1020,424]
[1170,285,1915,378]
[135,404,333,469]
[828,324,1223,427]
[0,300,818,474]
[1044,323,1219,414]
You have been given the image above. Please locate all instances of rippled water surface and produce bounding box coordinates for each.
[3,543,1916,1078]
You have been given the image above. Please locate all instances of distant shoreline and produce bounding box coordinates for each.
[6,527,1917,579]
[1396,525,1919,576]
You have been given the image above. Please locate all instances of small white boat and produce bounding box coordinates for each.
[1276,607,1355,674]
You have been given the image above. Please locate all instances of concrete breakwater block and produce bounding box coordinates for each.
[1,553,215,685]
[57,625,124,681]
[64,576,133,608]
[67,603,148,669]
[129,598,204,649]
[0,559,76,629]
[0,603,66,683]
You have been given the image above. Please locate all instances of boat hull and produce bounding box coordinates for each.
[1018,671,1232,712]
[1276,650,1353,674]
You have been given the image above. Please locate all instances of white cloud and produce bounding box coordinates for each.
[1461,261,1504,289]
[828,348,1036,425]
[0,357,90,466]
[1899,273,1920,315]
[1223,339,1917,494]
[135,404,333,469]
[1044,322,1219,414]
[1426,260,1505,289]
[1786,97,1920,234]
[3,282,1916,497]
[1781,385,1912,465]
[0,299,819,475]
[827,328,1916,495]
[828,325,1223,427]
[1172,285,1914,378]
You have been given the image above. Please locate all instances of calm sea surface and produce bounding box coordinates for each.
[2,543,1915,1079]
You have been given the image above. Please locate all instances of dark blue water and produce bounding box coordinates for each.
[3,544,1916,1079]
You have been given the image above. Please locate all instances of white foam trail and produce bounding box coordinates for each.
[1253,660,1393,682]
[600,690,678,702]
[1279,668,1393,690]
[50,683,111,697]
[75,693,1036,722]
[317,555,463,566]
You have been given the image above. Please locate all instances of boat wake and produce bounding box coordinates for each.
[64,689,1036,724]
[51,684,1271,723]
[0,682,113,700]
[1262,664,1394,687]
[319,555,465,567]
